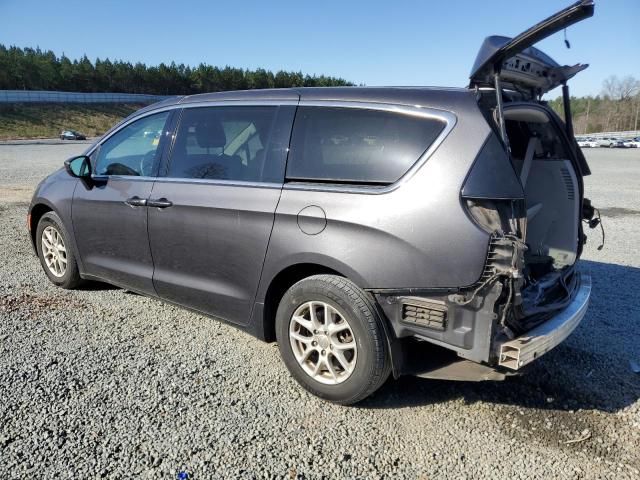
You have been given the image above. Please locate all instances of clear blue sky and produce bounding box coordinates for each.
[1,0,638,98]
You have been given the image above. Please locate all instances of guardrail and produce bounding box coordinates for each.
[0,90,171,104]
[577,130,640,140]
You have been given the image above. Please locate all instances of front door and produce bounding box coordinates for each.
[72,111,172,294]
[147,104,295,324]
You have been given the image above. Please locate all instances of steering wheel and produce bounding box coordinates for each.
[140,151,156,177]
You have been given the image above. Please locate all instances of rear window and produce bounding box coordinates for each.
[286,106,446,185]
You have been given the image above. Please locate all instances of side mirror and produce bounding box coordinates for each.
[64,155,91,178]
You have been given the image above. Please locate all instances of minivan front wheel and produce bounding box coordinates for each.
[36,212,82,289]
[276,275,390,405]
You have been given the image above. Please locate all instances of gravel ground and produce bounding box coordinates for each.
[0,143,639,479]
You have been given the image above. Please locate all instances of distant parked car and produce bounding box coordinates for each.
[597,137,627,148]
[59,130,86,141]
[596,137,614,147]
[577,138,598,148]
[622,137,640,148]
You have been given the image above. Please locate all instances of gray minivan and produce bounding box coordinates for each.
[29,1,598,404]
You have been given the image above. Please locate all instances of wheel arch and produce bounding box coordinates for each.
[28,198,85,276]
[254,259,403,378]
[28,201,56,251]
[258,262,344,343]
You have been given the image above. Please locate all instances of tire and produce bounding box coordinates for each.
[275,274,391,405]
[36,211,82,289]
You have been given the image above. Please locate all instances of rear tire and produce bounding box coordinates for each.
[36,212,82,289]
[275,274,391,405]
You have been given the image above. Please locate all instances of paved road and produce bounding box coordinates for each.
[0,143,639,478]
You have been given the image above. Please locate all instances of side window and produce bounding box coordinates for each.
[94,111,170,176]
[167,106,278,182]
[286,107,446,185]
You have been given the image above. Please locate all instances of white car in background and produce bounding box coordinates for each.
[596,137,623,148]
[577,138,598,148]
[622,137,640,148]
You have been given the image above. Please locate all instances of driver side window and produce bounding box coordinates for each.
[94,111,170,176]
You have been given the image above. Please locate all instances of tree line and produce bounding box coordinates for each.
[548,75,640,134]
[2,45,638,133]
[0,45,353,95]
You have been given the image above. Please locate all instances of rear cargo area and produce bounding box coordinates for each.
[505,106,580,268]
[503,105,582,333]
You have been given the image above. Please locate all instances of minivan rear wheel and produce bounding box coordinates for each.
[275,275,390,405]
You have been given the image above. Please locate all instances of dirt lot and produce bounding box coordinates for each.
[0,142,639,479]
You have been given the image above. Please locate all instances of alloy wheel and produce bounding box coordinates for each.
[289,301,357,385]
[41,225,67,277]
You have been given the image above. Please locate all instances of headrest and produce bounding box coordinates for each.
[195,118,226,148]
[503,108,549,124]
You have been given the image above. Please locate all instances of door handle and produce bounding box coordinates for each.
[147,198,173,208]
[124,196,147,207]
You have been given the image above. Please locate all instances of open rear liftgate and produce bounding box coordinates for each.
[468,0,595,147]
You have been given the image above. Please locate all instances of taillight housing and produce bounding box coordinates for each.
[465,198,527,239]
[461,133,526,239]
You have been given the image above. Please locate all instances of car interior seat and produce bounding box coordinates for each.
[170,115,243,180]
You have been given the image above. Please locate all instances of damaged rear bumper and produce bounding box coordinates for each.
[497,272,591,370]
[372,270,590,380]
